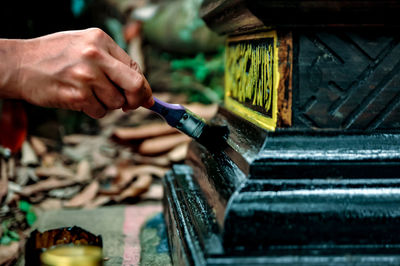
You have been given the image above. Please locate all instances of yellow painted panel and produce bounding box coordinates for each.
[225,31,279,131]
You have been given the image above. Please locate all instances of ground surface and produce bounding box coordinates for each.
[16,202,162,266]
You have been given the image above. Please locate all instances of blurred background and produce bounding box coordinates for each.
[0,0,225,264]
[0,0,225,137]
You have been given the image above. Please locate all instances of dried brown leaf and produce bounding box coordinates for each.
[37,198,63,211]
[8,182,22,194]
[117,167,137,188]
[98,109,127,128]
[84,195,111,209]
[140,183,163,200]
[138,134,190,155]
[4,190,20,206]
[113,123,177,141]
[118,165,168,186]
[114,174,152,202]
[99,165,118,181]
[183,103,218,120]
[35,166,74,179]
[30,136,47,156]
[48,185,81,199]
[63,134,91,145]
[64,181,99,208]
[99,107,153,129]
[7,158,15,180]
[1,159,7,178]
[167,143,188,162]
[41,153,58,168]
[19,178,76,197]
[92,152,112,170]
[128,34,145,71]
[29,193,46,204]
[131,154,170,167]
[153,93,187,104]
[0,241,20,265]
[98,184,121,195]
[126,108,154,124]
[16,167,38,186]
[99,165,168,195]
[75,160,92,183]
[21,141,39,166]
[0,160,8,203]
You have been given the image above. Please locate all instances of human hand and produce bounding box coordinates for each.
[1,28,154,118]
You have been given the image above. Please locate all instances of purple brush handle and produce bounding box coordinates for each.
[149,97,186,127]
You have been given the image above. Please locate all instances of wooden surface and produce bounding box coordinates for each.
[200,0,264,35]
[222,27,400,131]
[277,31,293,127]
[249,0,400,28]
[164,132,400,265]
[293,29,400,130]
[201,0,400,36]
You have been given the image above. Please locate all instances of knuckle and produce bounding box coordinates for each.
[88,27,106,41]
[59,88,87,110]
[109,61,120,71]
[72,65,96,83]
[130,60,141,72]
[133,75,144,90]
[70,90,88,103]
[81,45,102,60]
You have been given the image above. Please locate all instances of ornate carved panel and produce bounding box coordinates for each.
[294,30,400,130]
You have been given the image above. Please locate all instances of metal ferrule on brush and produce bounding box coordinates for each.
[149,97,206,140]
[175,110,206,140]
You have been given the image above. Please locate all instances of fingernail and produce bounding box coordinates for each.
[145,97,155,108]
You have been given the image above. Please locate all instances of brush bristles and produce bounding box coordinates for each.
[197,125,230,148]
[175,109,230,149]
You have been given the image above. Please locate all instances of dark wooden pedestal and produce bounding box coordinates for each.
[163,1,400,265]
[163,108,400,265]
[163,165,400,265]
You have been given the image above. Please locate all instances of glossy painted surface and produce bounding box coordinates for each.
[163,109,400,265]
[164,164,400,265]
[163,1,400,264]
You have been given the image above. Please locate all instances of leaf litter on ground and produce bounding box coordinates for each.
[0,92,218,264]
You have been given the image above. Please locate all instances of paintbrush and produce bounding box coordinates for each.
[148,97,229,147]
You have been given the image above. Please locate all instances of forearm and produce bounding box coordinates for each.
[0,39,24,99]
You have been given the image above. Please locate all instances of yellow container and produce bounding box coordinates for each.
[40,245,103,266]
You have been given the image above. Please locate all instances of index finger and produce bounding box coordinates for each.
[104,36,153,108]
[123,78,154,110]
[99,53,153,110]
[105,35,142,72]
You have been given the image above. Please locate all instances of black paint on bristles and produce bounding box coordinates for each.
[197,124,230,149]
